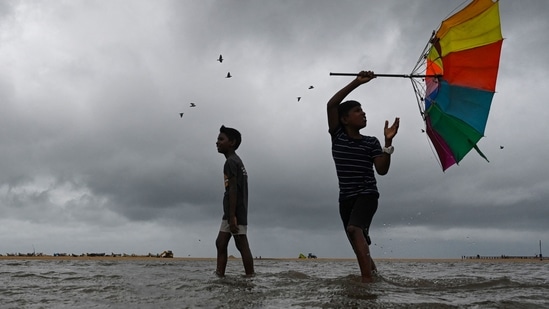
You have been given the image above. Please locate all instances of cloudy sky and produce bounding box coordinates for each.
[1,0,547,259]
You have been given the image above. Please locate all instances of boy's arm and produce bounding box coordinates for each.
[327,71,376,133]
[227,176,239,233]
[374,118,400,175]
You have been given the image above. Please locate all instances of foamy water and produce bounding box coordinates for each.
[2,258,548,308]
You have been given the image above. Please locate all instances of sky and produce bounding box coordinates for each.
[1,0,548,259]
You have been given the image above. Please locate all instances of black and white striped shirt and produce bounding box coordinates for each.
[330,126,382,201]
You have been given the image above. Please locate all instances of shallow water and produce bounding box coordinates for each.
[1,259,548,308]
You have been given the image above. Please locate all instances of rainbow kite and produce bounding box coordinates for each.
[331,0,503,171]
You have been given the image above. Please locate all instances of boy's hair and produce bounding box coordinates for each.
[220,125,242,150]
[338,100,361,121]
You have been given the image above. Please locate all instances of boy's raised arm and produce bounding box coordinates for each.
[327,71,376,133]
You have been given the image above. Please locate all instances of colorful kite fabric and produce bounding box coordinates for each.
[424,0,502,171]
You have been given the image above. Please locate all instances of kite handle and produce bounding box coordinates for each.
[329,72,440,78]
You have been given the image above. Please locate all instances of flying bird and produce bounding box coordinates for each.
[217,54,223,63]
[297,97,301,102]
[179,113,184,118]
[308,85,314,89]
[500,145,504,149]
[421,129,425,133]
[226,72,232,78]
[190,103,196,107]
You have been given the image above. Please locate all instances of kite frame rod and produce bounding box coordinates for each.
[329,72,440,78]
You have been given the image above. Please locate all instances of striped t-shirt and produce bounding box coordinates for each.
[330,125,382,201]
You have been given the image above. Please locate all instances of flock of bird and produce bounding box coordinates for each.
[217,54,233,78]
[178,55,505,151]
[179,54,314,118]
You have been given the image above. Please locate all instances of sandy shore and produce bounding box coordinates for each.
[0,256,546,263]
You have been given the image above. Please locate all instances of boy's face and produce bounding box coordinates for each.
[216,132,234,154]
[342,106,367,129]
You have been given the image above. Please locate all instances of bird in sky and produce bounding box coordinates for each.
[226,72,232,78]
[500,145,504,149]
[297,97,301,102]
[190,103,196,107]
[421,129,425,133]
[308,85,314,89]
[217,54,223,63]
[179,113,184,118]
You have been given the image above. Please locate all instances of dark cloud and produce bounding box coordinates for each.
[0,0,547,258]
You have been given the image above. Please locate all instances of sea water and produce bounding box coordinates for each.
[1,258,548,308]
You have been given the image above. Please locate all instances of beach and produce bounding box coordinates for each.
[1,254,546,263]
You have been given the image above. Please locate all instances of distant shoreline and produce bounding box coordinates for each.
[0,256,546,263]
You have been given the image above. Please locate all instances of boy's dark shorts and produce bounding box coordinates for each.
[339,194,378,245]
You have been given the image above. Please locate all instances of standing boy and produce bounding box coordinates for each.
[327,71,399,283]
[215,125,254,277]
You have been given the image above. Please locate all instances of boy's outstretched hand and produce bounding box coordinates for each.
[384,117,400,143]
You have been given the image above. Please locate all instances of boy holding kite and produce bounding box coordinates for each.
[327,71,400,283]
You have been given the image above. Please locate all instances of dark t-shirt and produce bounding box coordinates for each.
[330,126,382,201]
[222,154,248,225]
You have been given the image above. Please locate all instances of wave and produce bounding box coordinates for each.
[1,258,548,308]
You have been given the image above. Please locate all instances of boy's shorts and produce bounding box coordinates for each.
[219,220,248,235]
[339,194,378,245]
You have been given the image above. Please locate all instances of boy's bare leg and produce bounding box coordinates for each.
[346,225,373,283]
[215,231,231,277]
[234,235,255,276]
